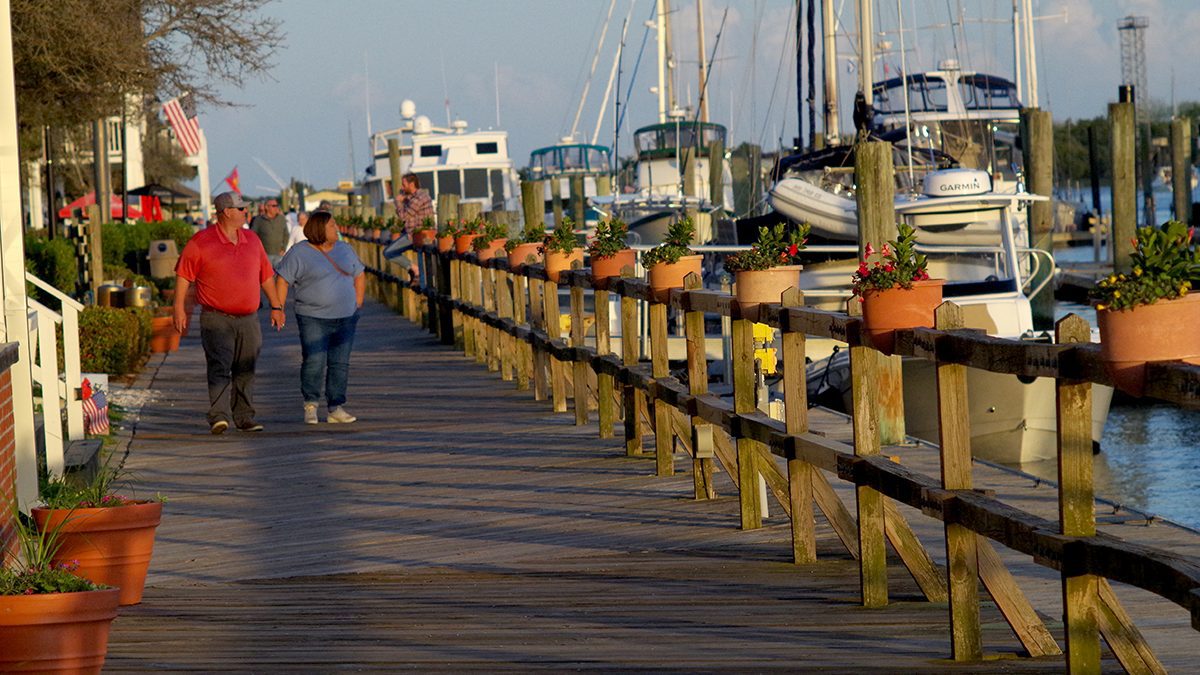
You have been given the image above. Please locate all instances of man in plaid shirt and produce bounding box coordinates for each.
[393,173,434,233]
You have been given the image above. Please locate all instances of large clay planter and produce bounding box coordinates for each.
[476,238,508,262]
[436,235,455,253]
[454,234,479,254]
[507,242,543,271]
[149,316,180,353]
[33,501,164,606]
[413,228,438,247]
[0,588,120,673]
[1097,293,1200,396]
[859,279,945,354]
[544,247,585,282]
[647,254,704,302]
[590,249,638,285]
[734,265,803,322]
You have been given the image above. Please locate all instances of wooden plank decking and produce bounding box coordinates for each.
[101,300,1199,671]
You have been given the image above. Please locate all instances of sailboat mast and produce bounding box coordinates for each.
[1022,0,1038,107]
[858,0,874,104]
[796,1,804,149]
[664,0,676,115]
[696,0,709,122]
[823,0,840,143]
[656,0,667,123]
[1012,0,1024,104]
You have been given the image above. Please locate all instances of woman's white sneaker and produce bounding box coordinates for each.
[304,402,319,425]
[327,406,357,424]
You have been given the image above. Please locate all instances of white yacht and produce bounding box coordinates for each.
[363,100,520,216]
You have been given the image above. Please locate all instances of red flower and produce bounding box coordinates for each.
[857,262,869,275]
[786,243,799,257]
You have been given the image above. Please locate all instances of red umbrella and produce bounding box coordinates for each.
[57,192,143,220]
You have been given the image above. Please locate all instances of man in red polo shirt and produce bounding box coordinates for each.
[173,191,285,434]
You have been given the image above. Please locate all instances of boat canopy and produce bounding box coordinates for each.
[873,73,1020,115]
[633,121,727,160]
[528,143,611,177]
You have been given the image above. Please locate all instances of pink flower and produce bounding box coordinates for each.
[880,243,892,258]
[864,243,876,258]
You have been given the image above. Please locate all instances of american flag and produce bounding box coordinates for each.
[163,93,202,157]
[81,379,110,436]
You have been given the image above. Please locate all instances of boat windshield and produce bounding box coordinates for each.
[903,120,1021,180]
[634,123,727,158]
[529,144,611,176]
[958,74,1020,111]
[874,74,949,115]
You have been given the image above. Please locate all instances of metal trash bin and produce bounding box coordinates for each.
[96,284,125,307]
[125,285,152,308]
[147,240,179,279]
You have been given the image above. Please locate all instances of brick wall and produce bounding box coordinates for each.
[0,346,18,556]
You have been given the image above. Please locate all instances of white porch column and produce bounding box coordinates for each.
[186,129,211,219]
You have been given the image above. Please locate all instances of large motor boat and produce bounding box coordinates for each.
[527,140,611,227]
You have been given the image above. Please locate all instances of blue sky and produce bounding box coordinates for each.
[196,0,1200,196]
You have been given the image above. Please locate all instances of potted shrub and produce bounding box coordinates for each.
[454,218,483,254]
[471,220,510,262]
[1091,220,1200,395]
[505,228,545,272]
[587,218,636,284]
[413,216,438,247]
[0,515,121,672]
[724,223,811,321]
[641,217,703,302]
[541,216,584,282]
[436,219,458,253]
[33,457,165,606]
[149,307,181,353]
[850,222,944,354]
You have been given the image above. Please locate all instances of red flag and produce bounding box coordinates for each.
[224,166,241,194]
[163,94,202,156]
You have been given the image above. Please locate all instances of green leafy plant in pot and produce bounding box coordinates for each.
[471,220,510,262]
[724,222,810,321]
[505,222,546,272]
[540,216,584,282]
[1090,219,1200,395]
[850,222,944,354]
[641,217,702,302]
[587,218,636,284]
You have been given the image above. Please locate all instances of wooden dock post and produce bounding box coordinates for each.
[595,282,615,439]
[1171,117,1191,224]
[1022,108,1055,329]
[543,277,567,413]
[570,175,586,226]
[708,138,725,213]
[854,139,905,444]
[1055,314,1100,672]
[551,181,564,227]
[683,273,715,499]
[621,270,645,456]
[934,303,982,660]
[521,180,543,229]
[731,310,762,530]
[848,300,887,608]
[1110,100,1136,273]
[570,278,588,425]
[780,288,814,562]
[387,138,403,199]
[650,294,673,477]
[458,201,483,224]
[437,194,460,227]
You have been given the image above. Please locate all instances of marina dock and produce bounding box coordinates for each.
[101,255,1200,670]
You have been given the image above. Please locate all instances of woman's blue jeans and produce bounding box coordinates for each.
[295,312,359,409]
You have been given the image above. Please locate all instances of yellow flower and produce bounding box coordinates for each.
[1112,290,1121,299]
[1180,286,1189,296]
[1095,303,1107,311]
[1133,267,1142,277]
[1107,274,1117,283]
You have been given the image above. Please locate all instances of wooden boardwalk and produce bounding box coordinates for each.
[101,299,1199,671]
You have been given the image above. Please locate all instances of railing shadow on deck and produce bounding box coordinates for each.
[345,231,1200,673]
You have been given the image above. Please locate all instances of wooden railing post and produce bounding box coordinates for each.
[933,303,982,660]
[543,276,568,413]
[570,276,589,425]
[595,282,615,438]
[731,310,762,529]
[513,272,531,390]
[684,273,715,499]
[529,273,548,401]
[483,265,499,371]
[1056,314,1100,673]
[461,258,477,358]
[497,266,514,382]
[621,272,645,456]
[780,288,814,563]
[650,293,673,477]
[848,301,887,607]
[449,256,464,349]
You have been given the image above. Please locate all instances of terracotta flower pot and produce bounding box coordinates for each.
[477,238,508,262]
[413,228,438,247]
[454,234,479,254]
[590,249,638,284]
[437,235,455,253]
[371,228,383,240]
[734,265,803,322]
[0,588,120,673]
[508,242,543,271]
[859,279,945,354]
[149,315,181,353]
[647,254,704,302]
[33,501,164,606]
[544,248,585,282]
[390,231,402,241]
[1097,293,1200,396]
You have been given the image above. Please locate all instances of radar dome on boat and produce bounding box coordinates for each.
[400,100,416,119]
[922,168,991,198]
[413,115,432,134]
[452,119,468,133]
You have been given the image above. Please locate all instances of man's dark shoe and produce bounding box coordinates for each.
[210,420,229,435]
[236,420,264,432]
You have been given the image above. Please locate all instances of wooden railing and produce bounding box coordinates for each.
[346,233,1200,672]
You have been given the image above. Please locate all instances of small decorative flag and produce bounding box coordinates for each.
[224,166,241,194]
[162,93,202,157]
[81,378,110,436]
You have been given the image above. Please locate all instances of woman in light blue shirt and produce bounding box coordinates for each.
[275,211,365,424]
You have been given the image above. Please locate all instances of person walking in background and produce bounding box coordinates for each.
[174,191,285,434]
[251,197,289,266]
[274,210,365,425]
[393,173,433,234]
[286,210,309,252]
